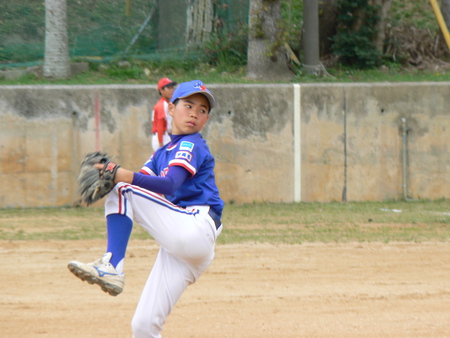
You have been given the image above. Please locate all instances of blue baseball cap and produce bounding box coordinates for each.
[170,80,217,110]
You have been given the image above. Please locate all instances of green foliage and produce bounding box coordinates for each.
[331,0,381,69]
[0,0,446,76]
[1,0,443,75]
[0,43,44,62]
[0,2,45,39]
[203,26,248,67]
[390,0,438,30]
[0,48,12,62]
[103,64,145,79]
[280,0,303,52]
[3,57,450,85]
[0,0,154,63]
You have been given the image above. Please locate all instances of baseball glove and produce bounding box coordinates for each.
[77,151,120,205]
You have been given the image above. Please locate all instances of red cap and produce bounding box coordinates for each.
[157,77,177,90]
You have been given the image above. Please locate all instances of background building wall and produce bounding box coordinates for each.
[0,82,448,207]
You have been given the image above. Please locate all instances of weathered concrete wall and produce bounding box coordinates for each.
[300,83,449,202]
[0,85,155,207]
[0,83,448,207]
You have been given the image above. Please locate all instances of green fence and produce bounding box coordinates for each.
[0,0,249,69]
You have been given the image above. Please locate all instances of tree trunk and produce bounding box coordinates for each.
[373,0,394,54]
[186,0,214,47]
[44,0,70,78]
[247,0,292,81]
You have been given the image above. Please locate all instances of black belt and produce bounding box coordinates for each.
[208,209,222,229]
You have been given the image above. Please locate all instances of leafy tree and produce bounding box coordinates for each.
[331,0,381,68]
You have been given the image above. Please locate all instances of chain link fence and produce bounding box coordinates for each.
[0,0,249,69]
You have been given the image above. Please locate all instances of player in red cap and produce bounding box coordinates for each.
[151,77,177,151]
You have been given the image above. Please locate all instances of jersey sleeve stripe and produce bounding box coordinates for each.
[168,159,197,176]
[140,167,156,176]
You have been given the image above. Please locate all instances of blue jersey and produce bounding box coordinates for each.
[142,133,224,217]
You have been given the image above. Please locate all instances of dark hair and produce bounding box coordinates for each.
[159,83,176,96]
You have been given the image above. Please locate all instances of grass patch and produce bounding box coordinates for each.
[2,59,450,86]
[0,200,448,244]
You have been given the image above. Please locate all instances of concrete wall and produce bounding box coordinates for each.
[0,83,448,207]
[300,83,449,202]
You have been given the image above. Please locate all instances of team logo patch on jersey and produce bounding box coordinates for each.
[179,141,194,152]
[175,151,192,162]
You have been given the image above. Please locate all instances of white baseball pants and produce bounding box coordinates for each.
[105,182,222,338]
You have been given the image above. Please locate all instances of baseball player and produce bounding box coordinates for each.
[68,80,223,338]
[151,77,177,152]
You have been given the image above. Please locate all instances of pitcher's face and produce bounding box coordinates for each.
[168,94,210,135]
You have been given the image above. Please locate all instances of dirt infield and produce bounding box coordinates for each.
[1,239,450,337]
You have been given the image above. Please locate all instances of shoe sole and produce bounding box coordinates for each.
[68,263,123,296]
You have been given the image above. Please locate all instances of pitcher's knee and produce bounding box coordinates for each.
[132,314,163,338]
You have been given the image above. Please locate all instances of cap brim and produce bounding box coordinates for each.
[159,81,177,90]
[179,91,217,109]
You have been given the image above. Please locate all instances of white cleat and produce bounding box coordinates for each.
[68,252,124,296]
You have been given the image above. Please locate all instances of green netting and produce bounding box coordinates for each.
[0,0,249,69]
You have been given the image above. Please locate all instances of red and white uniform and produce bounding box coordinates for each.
[151,97,172,152]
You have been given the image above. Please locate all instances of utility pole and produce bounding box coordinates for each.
[303,0,322,75]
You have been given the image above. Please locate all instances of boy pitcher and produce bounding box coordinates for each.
[68,80,223,338]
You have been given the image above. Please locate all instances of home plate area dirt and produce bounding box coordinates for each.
[1,240,450,337]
